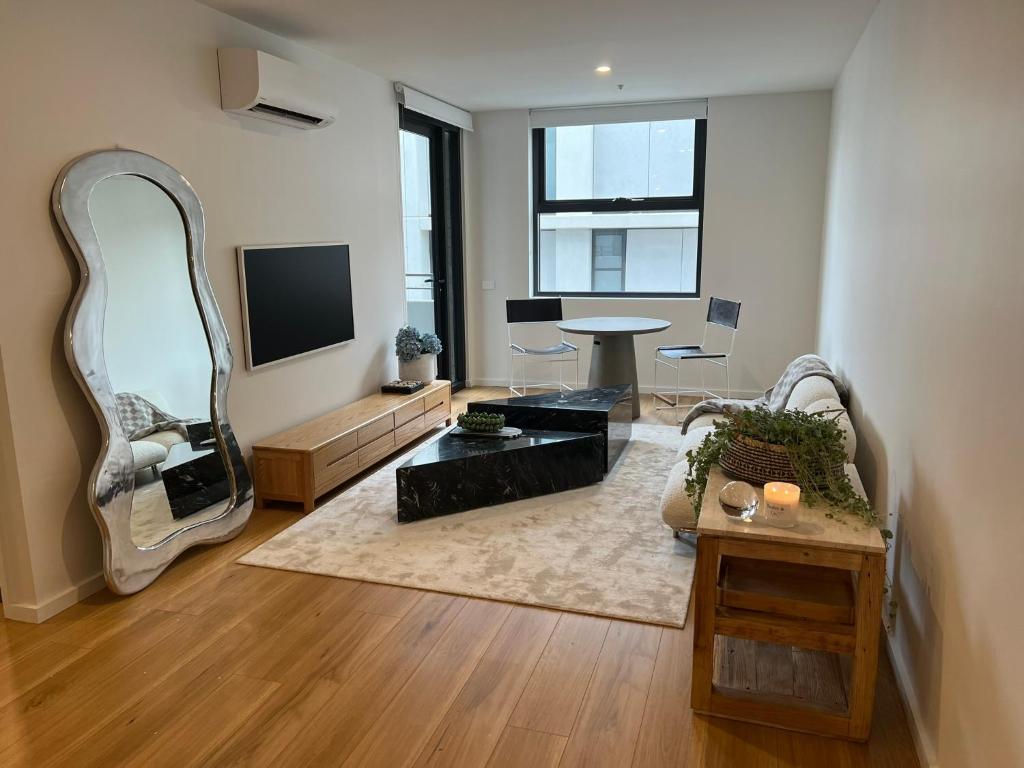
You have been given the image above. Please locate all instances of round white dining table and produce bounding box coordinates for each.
[556,317,671,419]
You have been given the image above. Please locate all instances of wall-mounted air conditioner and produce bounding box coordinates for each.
[217,48,338,129]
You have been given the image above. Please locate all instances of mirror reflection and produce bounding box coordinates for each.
[89,175,230,547]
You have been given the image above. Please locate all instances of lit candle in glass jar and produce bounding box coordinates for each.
[763,482,801,528]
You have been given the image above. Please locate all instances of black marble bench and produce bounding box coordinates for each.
[396,429,603,523]
[467,385,632,472]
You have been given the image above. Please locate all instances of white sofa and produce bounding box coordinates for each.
[123,390,187,473]
[130,440,167,473]
[129,429,185,473]
[660,374,858,533]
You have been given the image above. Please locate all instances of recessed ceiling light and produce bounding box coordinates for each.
[595,65,611,74]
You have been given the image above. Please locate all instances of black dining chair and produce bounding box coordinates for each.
[652,296,741,411]
[506,298,579,396]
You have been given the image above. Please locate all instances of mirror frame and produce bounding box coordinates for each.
[53,149,253,594]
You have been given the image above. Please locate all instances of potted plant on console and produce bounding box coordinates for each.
[395,326,442,383]
[685,406,891,540]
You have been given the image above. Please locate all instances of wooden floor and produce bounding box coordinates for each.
[0,387,921,767]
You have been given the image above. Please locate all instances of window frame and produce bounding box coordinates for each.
[400,108,467,390]
[591,229,627,292]
[531,118,707,299]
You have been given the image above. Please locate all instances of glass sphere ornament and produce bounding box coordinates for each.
[718,481,759,522]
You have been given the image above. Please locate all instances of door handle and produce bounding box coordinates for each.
[424,278,446,285]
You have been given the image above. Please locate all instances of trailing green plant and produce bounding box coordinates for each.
[684,406,891,540]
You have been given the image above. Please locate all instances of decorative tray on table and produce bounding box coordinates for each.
[452,412,523,439]
[381,379,425,394]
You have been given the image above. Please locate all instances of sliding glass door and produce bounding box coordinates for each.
[399,110,465,389]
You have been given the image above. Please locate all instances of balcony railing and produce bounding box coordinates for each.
[405,272,434,302]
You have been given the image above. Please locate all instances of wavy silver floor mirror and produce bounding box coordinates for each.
[53,149,253,594]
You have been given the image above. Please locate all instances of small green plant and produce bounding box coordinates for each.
[685,407,891,540]
[457,412,505,433]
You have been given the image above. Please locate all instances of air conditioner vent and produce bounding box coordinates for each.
[248,102,327,127]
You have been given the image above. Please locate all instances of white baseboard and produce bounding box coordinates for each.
[466,378,763,399]
[1,571,106,623]
[885,634,939,768]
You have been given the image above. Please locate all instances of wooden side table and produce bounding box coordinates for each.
[691,467,886,741]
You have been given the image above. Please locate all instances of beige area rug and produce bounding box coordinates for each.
[239,423,695,627]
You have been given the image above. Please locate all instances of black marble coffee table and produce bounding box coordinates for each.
[467,385,632,472]
[162,441,230,520]
[396,429,603,523]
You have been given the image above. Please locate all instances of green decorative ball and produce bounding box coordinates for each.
[457,412,505,433]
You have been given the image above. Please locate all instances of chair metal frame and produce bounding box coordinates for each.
[506,298,579,397]
[653,297,740,413]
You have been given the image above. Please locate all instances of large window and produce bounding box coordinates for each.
[533,118,706,297]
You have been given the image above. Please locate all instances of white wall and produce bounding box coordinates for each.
[0,0,405,619]
[817,0,1024,765]
[464,92,832,395]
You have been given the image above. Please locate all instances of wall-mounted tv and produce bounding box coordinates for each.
[237,242,355,370]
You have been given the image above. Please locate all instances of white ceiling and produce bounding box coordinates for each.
[200,0,878,111]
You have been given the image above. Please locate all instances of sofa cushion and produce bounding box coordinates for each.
[685,412,728,433]
[845,462,867,500]
[660,459,697,531]
[786,375,842,412]
[145,430,186,451]
[674,425,714,465]
[805,398,857,462]
[130,440,167,471]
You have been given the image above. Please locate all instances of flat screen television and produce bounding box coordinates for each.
[237,242,355,370]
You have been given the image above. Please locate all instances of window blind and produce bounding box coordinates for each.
[529,99,707,128]
[394,83,474,132]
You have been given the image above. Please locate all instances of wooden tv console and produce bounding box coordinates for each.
[252,380,452,512]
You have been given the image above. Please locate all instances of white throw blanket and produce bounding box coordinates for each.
[680,354,848,434]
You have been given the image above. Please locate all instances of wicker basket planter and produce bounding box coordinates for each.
[719,434,844,488]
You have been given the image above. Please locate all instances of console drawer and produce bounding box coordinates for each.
[313,432,358,473]
[358,413,395,446]
[395,413,426,446]
[424,402,450,426]
[423,386,450,412]
[395,398,425,427]
[358,430,396,468]
[314,451,358,495]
